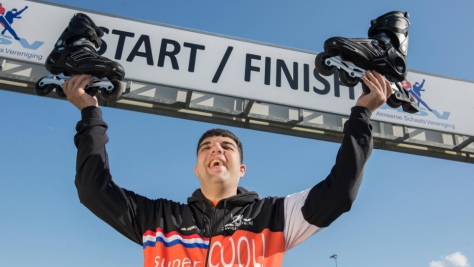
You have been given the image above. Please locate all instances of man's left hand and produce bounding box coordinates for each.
[356,70,393,112]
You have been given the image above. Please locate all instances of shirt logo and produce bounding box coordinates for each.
[223,215,253,231]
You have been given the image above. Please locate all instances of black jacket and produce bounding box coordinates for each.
[74,106,373,267]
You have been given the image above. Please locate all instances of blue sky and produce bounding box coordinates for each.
[1,1,473,267]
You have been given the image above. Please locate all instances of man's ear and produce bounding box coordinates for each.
[194,165,198,177]
[239,164,246,178]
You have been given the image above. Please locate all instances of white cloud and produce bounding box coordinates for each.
[430,252,470,267]
[445,252,470,267]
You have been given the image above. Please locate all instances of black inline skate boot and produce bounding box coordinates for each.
[35,13,125,101]
[315,11,418,113]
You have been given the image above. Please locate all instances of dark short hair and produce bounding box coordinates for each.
[197,129,243,163]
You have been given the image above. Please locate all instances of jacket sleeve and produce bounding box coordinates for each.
[283,106,373,250]
[301,106,373,227]
[74,106,156,245]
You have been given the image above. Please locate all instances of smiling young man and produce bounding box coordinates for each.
[195,129,246,205]
[65,70,391,267]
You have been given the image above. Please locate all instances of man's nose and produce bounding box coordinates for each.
[211,143,223,154]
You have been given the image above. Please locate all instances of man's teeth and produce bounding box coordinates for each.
[210,160,223,167]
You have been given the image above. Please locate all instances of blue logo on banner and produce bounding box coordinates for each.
[402,79,434,111]
[380,78,451,120]
[402,79,450,120]
[0,3,28,41]
[0,3,44,50]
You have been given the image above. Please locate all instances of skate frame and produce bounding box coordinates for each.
[325,55,402,93]
[325,56,365,79]
[38,74,115,92]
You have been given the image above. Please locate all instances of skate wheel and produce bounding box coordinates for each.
[361,83,371,94]
[315,52,336,76]
[100,80,123,101]
[56,86,66,98]
[85,87,100,97]
[386,92,403,108]
[34,79,55,96]
[338,69,360,87]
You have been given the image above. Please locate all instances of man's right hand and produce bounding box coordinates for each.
[62,74,98,110]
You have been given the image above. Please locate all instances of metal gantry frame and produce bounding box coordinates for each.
[1,57,473,163]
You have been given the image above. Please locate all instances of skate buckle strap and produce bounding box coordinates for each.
[69,13,103,48]
[86,28,102,49]
[376,34,393,52]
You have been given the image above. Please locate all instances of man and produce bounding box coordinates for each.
[64,70,391,267]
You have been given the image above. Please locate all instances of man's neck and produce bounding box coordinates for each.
[200,186,238,205]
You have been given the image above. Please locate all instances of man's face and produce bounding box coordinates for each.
[194,136,246,188]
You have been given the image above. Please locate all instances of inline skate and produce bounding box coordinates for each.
[315,11,418,113]
[35,13,125,101]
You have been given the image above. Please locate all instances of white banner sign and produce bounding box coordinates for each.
[1,0,473,135]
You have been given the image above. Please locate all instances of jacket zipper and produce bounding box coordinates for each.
[204,205,217,267]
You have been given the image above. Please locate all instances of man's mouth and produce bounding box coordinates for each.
[209,159,225,168]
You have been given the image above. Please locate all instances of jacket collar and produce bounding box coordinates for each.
[187,187,259,208]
